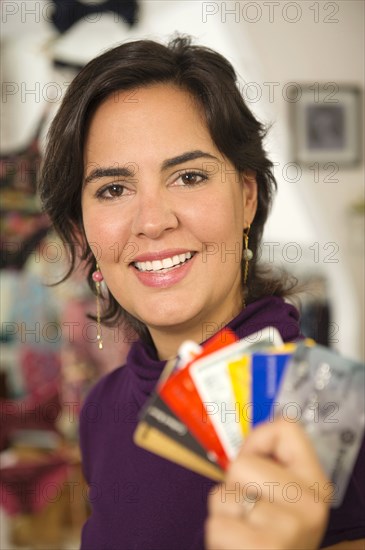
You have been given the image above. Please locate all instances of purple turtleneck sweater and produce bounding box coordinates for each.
[79,296,365,549]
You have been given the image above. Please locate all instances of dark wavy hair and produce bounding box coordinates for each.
[39,35,293,340]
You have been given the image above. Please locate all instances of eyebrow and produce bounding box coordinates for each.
[83,166,134,186]
[161,150,218,170]
[83,150,219,186]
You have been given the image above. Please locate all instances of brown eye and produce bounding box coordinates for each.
[182,173,200,185]
[96,183,127,200]
[108,184,125,197]
[178,172,207,187]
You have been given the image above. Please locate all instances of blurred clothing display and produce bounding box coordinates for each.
[51,0,139,34]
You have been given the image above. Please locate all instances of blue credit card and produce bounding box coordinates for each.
[252,352,292,425]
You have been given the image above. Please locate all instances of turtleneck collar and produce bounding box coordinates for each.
[125,295,300,408]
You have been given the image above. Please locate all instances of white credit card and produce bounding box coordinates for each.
[190,327,283,460]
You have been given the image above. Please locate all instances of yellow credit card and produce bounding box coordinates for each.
[228,355,252,437]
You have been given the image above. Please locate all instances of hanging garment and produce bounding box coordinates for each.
[0,114,51,270]
[51,0,138,34]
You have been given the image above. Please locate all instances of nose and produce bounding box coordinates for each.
[131,188,179,239]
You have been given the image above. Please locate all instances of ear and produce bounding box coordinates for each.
[242,170,258,228]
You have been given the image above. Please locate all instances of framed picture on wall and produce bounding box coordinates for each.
[290,84,362,166]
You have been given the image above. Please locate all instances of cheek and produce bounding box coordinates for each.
[183,194,244,242]
[82,205,130,263]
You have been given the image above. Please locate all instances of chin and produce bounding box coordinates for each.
[139,307,196,332]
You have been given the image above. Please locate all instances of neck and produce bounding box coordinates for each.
[148,304,243,361]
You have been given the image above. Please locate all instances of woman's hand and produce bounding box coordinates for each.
[206,419,330,550]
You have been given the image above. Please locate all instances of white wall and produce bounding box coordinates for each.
[234,1,365,360]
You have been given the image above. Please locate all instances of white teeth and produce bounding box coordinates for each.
[134,252,194,272]
[152,260,163,271]
[172,255,180,266]
[162,257,173,269]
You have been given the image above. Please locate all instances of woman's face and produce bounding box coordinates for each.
[82,84,257,357]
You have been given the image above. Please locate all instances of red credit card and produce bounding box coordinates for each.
[158,328,237,470]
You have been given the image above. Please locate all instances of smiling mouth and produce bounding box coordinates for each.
[132,252,196,273]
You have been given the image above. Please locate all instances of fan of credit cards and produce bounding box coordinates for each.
[134,327,365,507]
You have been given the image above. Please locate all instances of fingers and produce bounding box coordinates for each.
[238,418,329,487]
[206,419,330,550]
[208,465,329,520]
[208,481,258,519]
[206,498,328,550]
[205,515,269,550]
[209,487,294,528]
[224,454,328,507]
[207,473,329,550]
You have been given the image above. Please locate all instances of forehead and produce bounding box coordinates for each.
[84,84,214,162]
[88,84,206,129]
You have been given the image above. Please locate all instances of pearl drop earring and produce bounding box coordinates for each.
[92,265,104,350]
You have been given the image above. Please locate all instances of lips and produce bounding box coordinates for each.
[130,250,197,288]
[133,252,194,273]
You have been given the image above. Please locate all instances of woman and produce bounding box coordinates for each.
[39,37,364,549]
